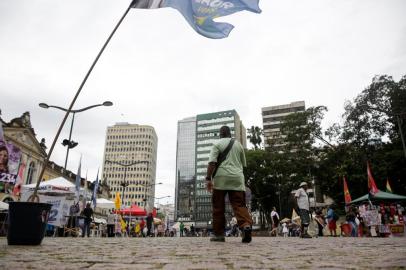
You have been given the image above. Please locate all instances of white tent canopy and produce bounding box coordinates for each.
[0,201,8,210]
[87,198,115,209]
[21,177,76,194]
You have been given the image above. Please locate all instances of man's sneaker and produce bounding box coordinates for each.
[242,227,252,243]
[301,233,312,238]
[210,235,225,242]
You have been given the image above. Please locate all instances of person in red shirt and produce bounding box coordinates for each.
[140,218,146,237]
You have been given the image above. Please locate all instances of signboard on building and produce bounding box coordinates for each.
[0,138,22,193]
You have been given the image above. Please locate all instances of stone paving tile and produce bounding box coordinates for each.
[0,237,406,269]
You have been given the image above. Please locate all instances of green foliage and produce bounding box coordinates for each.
[245,74,406,222]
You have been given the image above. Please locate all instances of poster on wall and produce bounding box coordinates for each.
[0,137,22,193]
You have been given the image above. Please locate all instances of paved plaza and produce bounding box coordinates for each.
[0,237,405,269]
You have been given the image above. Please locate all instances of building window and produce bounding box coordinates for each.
[26,161,36,185]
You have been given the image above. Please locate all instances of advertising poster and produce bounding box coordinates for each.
[39,195,68,227]
[0,138,22,193]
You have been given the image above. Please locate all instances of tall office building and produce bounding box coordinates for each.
[194,110,246,226]
[102,123,158,210]
[175,117,196,222]
[262,101,306,148]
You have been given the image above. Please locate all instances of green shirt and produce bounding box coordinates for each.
[208,138,247,191]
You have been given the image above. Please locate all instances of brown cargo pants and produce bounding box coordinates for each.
[212,189,253,236]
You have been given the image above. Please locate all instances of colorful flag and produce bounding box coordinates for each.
[386,178,393,193]
[12,162,26,196]
[82,170,88,210]
[131,0,262,39]
[75,157,82,202]
[115,192,122,210]
[367,162,379,195]
[343,176,352,204]
[91,169,99,208]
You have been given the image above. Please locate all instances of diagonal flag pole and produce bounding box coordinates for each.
[29,1,135,201]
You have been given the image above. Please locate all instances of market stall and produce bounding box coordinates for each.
[21,177,76,229]
[349,190,406,237]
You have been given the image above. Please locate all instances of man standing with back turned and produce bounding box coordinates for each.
[206,126,253,243]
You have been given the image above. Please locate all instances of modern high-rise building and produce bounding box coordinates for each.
[174,110,247,226]
[102,123,158,210]
[174,117,196,222]
[262,101,306,148]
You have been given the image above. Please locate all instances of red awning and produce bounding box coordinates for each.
[115,204,147,216]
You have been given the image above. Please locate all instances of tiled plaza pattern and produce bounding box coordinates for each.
[0,237,405,269]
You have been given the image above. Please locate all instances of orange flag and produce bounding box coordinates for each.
[343,176,352,204]
[367,162,379,195]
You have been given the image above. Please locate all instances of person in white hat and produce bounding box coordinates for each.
[294,182,311,238]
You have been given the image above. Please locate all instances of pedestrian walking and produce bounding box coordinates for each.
[146,213,153,237]
[346,207,358,237]
[81,203,94,237]
[326,205,338,237]
[230,216,238,236]
[282,223,288,237]
[314,209,325,237]
[205,126,253,243]
[179,221,184,237]
[107,209,116,237]
[140,218,146,237]
[270,207,280,236]
[294,182,312,238]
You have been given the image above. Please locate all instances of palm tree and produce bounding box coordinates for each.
[247,126,263,150]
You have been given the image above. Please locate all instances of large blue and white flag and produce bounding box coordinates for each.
[75,157,82,202]
[91,169,99,208]
[131,0,261,39]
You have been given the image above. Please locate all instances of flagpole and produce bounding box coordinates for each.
[29,2,134,201]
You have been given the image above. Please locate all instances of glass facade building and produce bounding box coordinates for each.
[175,117,196,221]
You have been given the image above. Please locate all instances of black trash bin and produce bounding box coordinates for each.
[7,201,52,245]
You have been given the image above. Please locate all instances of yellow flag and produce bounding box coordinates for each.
[115,192,121,210]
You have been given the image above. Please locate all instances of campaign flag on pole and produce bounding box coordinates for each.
[82,170,88,210]
[12,162,26,196]
[367,162,379,196]
[75,157,82,202]
[386,178,393,193]
[343,176,352,205]
[130,0,262,39]
[91,169,99,208]
[115,192,121,210]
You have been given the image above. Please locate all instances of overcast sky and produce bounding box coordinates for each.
[1,0,405,204]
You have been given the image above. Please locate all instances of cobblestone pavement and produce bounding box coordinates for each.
[1,236,405,269]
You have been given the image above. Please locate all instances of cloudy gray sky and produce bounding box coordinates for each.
[1,0,405,204]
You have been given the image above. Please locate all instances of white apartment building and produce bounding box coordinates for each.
[262,101,306,148]
[102,123,158,210]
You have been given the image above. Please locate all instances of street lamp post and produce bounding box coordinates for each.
[120,181,130,208]
[105,159,149,208]
[39,101,113,169]
[142,182,163,210]
[154,195,171,207]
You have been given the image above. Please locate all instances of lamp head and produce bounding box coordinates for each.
[39,103,49,109]
[102,101,113,107]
